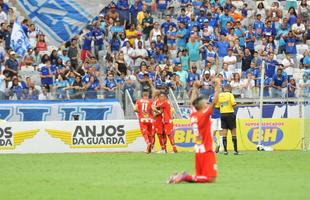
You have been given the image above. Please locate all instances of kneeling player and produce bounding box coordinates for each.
[168,80,220,183]
[135,90,154,154]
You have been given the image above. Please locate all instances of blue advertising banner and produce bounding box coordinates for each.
[0,99,124,122]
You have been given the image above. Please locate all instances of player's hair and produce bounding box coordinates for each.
[159,91,168,97]
[224,84,232,92]
[142,90,149,97]
[192,96,206,111]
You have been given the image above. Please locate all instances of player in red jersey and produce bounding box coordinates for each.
[168,79,221,183]
[152,90,166,153]
[157,92,177,153]
[135,90,154,154]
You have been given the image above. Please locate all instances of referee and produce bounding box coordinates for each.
[215,84,238,155]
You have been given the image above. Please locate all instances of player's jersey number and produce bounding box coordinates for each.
[194,144,206,153]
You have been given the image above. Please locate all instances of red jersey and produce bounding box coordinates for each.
[136,99,153,123]
[190,106,213,152]
[153,99,163,122]
[157,100,173,123]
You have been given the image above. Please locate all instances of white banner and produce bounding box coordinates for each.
[0,120,144,154]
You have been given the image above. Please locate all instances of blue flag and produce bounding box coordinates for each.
[10,21,32,56]
[17,0,104,46]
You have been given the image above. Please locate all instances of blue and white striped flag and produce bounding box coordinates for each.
[17,0,106,46]
[10,20,32,56]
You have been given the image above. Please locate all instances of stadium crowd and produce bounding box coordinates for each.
[0,0,309,101]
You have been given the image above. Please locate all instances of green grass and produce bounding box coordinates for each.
[0,151,309,200]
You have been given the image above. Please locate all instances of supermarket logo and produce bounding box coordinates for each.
[46,125,141,148]
[0,127,39,150]
[174,125,195,148]
[248,126,284,146]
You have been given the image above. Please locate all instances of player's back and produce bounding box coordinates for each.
[195,107,213,151]
[153,98,163,121]
[137,99,153,123]
[216,92,236,114]
[158,100,172,123]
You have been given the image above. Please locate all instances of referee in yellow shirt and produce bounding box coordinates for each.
[215,84,238,155]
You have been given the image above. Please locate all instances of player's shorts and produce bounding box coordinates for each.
[163,123,173,135]
[195,151,217,178]
[211,118,222,132]
[139,122,153,136]
[220,113,236,130]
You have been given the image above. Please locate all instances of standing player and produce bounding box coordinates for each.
[152,90,166,153]
[168,79,220,183]
[209,94,222,153]
[135,90,154,154]
[157,92,178,153]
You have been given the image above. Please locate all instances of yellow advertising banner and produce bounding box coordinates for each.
[155,118,303,152]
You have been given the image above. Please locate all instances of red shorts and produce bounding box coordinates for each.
[81,49,92,61]
[195,151,217,178]
[139,122,153,136]
[164,123,173,135]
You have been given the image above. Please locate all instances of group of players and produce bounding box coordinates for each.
[135,90,177,154]
[135,77,239,184]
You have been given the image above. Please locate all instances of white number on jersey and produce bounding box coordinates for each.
[194,144,206,153]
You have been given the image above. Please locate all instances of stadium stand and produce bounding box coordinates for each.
[0,0,309,111]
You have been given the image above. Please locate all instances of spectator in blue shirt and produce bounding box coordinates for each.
[187,36,201,68]
[177,8,190,24]
[92,22,104,59]
[262,20,275,38]
[8,77,23,100]
[103,73,117,99]
[219,8,234,29]
[40,60,54,86]
[4,51,18,79]
[263,74,273,97]
[161,15,177,34]
[284,31,297,55]
[176,22,188,49]
[265,53,278,78]
[85,76,100,99]
[0,0,9,13]
[110,33,121,54]
[216,34,230,67]
[129,0,143,25]
[187,66,200,89]
[244,25,256,53]
[53,74,69,99]
[276,21,289,54]
[253,14,264,38]
[271,68,287,98]
[122,77,136,103]
[287,78,296,98]
[287,7,298,27]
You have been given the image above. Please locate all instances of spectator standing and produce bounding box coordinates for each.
[68,38,79,69]
[187,36,201,70]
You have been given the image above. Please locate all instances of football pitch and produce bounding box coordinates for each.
[0,151,309,200]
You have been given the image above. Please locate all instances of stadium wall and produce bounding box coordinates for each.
[0,118,306,154]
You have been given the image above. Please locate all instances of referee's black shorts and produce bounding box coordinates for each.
[221,113,236,130]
